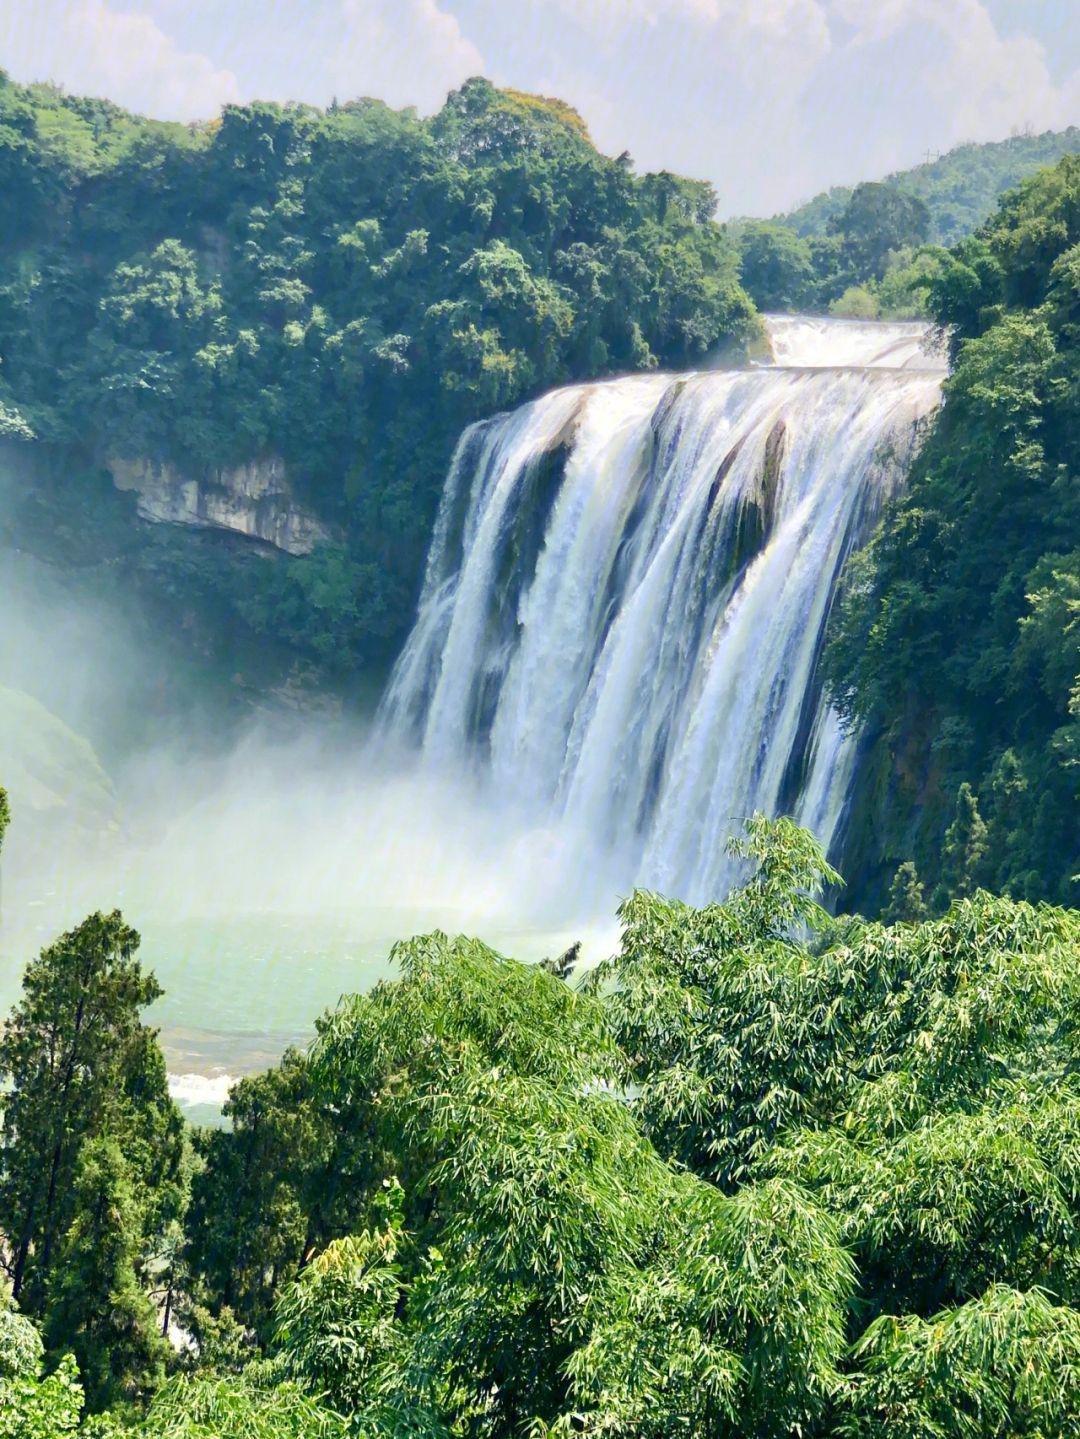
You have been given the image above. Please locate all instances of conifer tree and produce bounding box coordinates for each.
[942,781,990,899]
[43,1136,167,1409]
[0,910,183,1316]
[884,860,928,923]
[0,785,9,920]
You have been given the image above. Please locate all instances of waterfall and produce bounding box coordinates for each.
[380,316,945,906]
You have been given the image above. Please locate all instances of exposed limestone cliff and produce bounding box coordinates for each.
[107,455,335,556]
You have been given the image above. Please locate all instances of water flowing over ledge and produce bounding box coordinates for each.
[380,316,946,906]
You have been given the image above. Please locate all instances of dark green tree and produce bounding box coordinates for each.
[846,1285,1080,1438]
[134,1371,346,1438]
[0,910,183,1316]
[0,1352,82,1439]
[274,1210,405,1415]
[883,860,929,923]
[828,181,930,279]
[43,1135,167,1409]
[186,1045,372,1345]
[781,124,1080,248]
[941,781,990,899]
[735,219,816,311]
[598,815,844,1186]
[270,922,851,1439]
[0,1259,82,1434]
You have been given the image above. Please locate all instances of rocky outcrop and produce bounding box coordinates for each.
[107,455,336,556]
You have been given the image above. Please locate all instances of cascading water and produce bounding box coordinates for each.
[380,315,946,906]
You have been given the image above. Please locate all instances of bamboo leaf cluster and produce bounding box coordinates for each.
[5,811,1080,1435]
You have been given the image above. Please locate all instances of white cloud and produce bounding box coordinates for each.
[533,0,834,202]
[827,0,1080,140]
[564,0,820,27]
[556,0,830,54]
[334,0,484,112]
[61,1,240,118]
[558,0,718,22]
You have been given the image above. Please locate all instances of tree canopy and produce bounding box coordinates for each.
[0,71,757,703]
[4,815,1080,1433]
[781,125,1080,247]
[737,128,1080,321]
[0,903,184,1408]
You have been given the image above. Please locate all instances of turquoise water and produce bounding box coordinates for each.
[0,532,618,1117]
[1,885,605,1115]
[0,904,398,1068]
[141,909,579,1046]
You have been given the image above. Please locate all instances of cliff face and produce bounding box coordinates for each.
[107,455,336,556]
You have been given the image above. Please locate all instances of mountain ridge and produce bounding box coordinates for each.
[774,125,1080,245]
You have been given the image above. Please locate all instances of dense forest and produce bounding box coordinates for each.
[6,801,1080,1437]
[0,69,756,701]
[734,182,939,318]
[825,154,1080,916]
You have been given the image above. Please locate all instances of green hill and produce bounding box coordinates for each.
[779,126,1080,246]
[0,687,115,834]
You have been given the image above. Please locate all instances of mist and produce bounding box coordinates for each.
[0,532,624,1101]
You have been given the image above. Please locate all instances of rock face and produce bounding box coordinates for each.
[107,455,335,555]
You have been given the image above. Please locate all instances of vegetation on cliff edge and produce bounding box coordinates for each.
[0,70,757,696]
[825,153,1080,913]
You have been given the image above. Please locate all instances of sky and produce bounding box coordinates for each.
[2,0,1079,215]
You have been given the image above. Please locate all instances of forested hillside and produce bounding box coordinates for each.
[0,70,756,699]
[735,126,1080,320]
[7,810,1080,1436]
[825,154,1080,914]
[781,126,1080,245]
[734,181,938,318]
